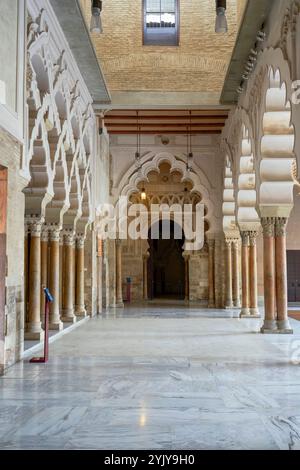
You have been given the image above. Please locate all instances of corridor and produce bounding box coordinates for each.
[1,304,300,450]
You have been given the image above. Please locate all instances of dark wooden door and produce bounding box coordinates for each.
[0,166,8,374]
[287,251,300,303]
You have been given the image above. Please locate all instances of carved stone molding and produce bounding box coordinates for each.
[26,215,45,237]
[48,224,61,242]
[76,234,86,248]
[275,217,288,237]
[248,231,259,246]
[63,229,75,246]
[261,218,275,238]
[240,231,250,246]
[41,226,49,243]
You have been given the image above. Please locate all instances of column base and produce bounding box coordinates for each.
[277,320,293,334]
[240,308,250,317]
[115,302,124,308]
[75,307,87,318]
[249,308,261,318]
[61,310,77,324]
[208,303,216,309]
[48,321,63,331]
[260,319,277,333]
[233,301,241,309]
[225,304,234,309]
[24,328,45,342]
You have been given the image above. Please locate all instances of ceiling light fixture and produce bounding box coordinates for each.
[186,111,194,173]
[215,0,228,34]
[90,0,103,34]
[141,188,147,201]
[135,111,142,174]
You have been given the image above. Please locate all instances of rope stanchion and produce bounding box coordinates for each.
[30,287,53,363]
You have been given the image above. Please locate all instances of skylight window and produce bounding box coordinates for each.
[143,0,179,46]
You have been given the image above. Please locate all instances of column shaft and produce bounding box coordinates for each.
[40,229,48,325]
[48,227,63,330]
[249,232,260,317]
[208,241,215,308]
[184,256,190,301]
[115,240,124,307]
[75,235,86,317]
[275,218,292,332]
[143,255,149,301]
[61,231,76,323]
[97,238,103,314]
[25,217,44,341]
[232,240,241,308]
[225,240,233,308]
[240,232,250,317]
[261,218,277,332]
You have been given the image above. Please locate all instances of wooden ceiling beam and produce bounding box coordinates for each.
[106,130,222,135]
[106,123,223,129]
[105,115,228,121]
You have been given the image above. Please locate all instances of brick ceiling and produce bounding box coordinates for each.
[80,0,247,101]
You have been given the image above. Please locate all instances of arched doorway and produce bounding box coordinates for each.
[148,220,185,299]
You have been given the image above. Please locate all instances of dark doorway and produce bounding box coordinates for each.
[148,220,185,299]
[287,250,300,303]
[0,166,8,374]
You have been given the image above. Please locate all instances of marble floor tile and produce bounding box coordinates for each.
[1,302,300,449]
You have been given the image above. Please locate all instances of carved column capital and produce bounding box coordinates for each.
[63,229,75,246]
[48,224,61,242]
[26,215,45,237]
[76,234,85,248]
[275,217,288,237]
[249,231,259,246]
[225,238,233,247]
[41,226,49,243]
[231,238,240,250]
[240,231,250,246]
[261,217,275,237]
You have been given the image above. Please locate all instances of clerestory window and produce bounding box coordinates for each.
[143,0,180,46]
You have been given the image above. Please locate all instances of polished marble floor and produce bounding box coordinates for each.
[1,302,300,450]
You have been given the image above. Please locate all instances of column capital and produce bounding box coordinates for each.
[231,238,240,250]
[240,231,250,246]
[261,217,276,237]
[225,238,233,247]
[249,231,259,246]
[48,224,61,242]
[26,215,45,237]
[76,233,86,248]
[275,217,288,237]
[41,226,49,242]
[63,229,75,245]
